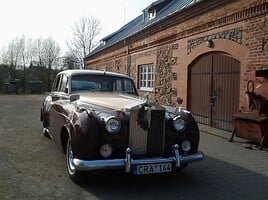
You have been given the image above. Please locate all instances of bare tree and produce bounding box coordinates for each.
[20,37,41,91]
[62,52,79,69]
[2,36,25,80]
[67,16,101,69]
[0,35,61,92]
[35,37,46,68]
[41,37,61,68]
[18,36,27,91]
[44,38,61,90]
[23,37,38,67]
[35,37,61,90]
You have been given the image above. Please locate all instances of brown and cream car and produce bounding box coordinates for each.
[41,70,204,182]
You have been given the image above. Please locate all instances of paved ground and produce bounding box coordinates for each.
[198,124,268,200]
[0,94,267,200]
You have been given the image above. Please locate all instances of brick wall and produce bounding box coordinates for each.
[85,0,268,109]
[245,14,268,100]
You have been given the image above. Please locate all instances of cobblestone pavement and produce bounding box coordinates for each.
[197,124,268,200]
[0,95,267,200]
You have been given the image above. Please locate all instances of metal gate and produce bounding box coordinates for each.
[188,52,240,131]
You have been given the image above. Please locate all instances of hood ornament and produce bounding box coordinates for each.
[145,92,151,106]
[175,97,183,114]
[137,92,152,130]
[137,105,151,130]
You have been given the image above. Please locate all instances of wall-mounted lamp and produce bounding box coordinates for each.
[206,40,213,48]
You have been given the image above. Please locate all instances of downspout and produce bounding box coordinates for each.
[125,39,130,76]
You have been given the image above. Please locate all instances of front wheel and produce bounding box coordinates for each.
[66,138,84,183]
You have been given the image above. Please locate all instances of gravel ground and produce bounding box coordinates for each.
[0,95,99,200]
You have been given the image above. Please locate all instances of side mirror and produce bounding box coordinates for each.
[70,94,80,102]
[177,97,183,105]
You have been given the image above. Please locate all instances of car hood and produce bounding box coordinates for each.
[79,92,146,111]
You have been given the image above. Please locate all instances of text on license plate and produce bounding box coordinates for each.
[134,163,172,175]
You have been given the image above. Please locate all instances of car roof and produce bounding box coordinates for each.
[58,69,131,79]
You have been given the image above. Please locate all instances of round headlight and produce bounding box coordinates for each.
[100,144,113,158]
[181,140,191,153]
[105,117,121,134]
[173,116,186,132]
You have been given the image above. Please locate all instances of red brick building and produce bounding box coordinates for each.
[84,0,268,131]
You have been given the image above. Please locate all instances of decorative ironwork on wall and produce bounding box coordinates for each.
[105,61,113,71]
[154,45,177,105]
[187,27,242,54]
[115,59,122,71]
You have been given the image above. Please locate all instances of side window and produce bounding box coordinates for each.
[52,75,61,92]
[124,79,136,94]
[138,63,154,92]
[114,79,122,92]
[59,75,69,93]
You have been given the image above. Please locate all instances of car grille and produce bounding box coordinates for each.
[129,107,166,157]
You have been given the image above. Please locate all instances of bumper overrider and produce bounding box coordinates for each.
[72,144,204,174]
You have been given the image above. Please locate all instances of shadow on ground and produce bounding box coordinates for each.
[78,156,268,200]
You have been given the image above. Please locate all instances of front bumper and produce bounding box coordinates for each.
[72,144,204,173]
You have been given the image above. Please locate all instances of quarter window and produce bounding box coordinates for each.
[138,64,154,91]
[59,75,69,93]
[52,75,61,92]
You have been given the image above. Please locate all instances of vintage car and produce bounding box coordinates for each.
[41,70,204,182]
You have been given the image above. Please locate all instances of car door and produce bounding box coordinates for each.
[49,74,70,147]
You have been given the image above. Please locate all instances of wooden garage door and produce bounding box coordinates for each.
[188,52,240,131]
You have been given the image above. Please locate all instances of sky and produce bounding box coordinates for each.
[0,0,155,54]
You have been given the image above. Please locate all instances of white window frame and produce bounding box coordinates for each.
[138,64,154,92]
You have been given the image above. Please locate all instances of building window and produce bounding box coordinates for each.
[148,9,156,20]
[138,64,154,91]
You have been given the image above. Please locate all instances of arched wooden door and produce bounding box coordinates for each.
[188,52,240,131]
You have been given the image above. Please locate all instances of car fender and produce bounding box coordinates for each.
[41,95,52,127]
[70,108,100,159]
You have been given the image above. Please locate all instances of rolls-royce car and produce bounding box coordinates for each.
[40,69,204,182]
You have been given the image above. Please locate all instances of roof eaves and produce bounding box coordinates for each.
[86,0,204,58]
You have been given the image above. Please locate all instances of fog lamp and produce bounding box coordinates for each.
[100,144,113,158]
[181,140,191,153]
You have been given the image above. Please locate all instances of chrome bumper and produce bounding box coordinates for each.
[72,144,204,173]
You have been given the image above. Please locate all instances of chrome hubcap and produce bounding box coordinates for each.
[67,139,76,175]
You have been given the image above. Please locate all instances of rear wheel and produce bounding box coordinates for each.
[66,138,84,183]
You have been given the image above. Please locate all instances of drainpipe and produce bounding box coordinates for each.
[125,40,130,76]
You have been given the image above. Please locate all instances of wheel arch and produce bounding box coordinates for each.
[61,126,71,153]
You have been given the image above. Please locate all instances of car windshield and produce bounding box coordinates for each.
[71,74,137,95]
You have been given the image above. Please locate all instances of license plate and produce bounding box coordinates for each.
[133,163,172,175]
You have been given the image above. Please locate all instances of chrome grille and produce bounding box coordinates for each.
[128,107,166,156]
[147,110,165,156]
[129,109,148,155]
